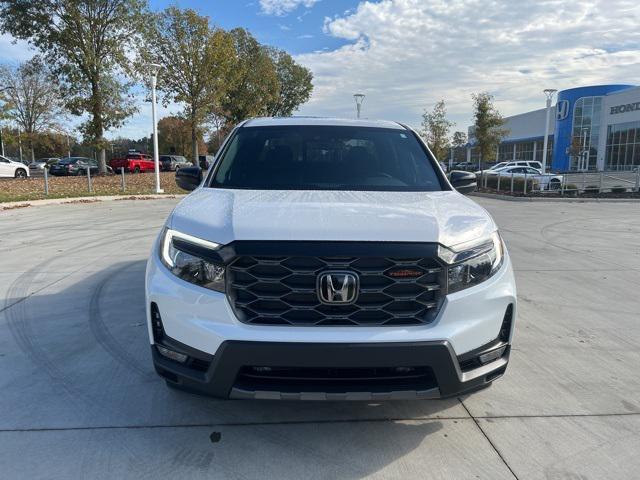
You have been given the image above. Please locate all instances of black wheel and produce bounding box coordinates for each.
[134,166,141,173]
[14,169,27,178]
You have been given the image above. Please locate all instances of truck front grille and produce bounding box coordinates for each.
[227,253,444,326]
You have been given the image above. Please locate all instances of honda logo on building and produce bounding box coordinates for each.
[556,100,569,120]
[317,271,359,304]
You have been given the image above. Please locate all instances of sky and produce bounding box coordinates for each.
[1,0,640,140]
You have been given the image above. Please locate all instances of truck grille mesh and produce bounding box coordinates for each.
[227,255,443,326]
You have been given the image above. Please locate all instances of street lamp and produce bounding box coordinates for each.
[149,63,163,194]
[354,93,365,119]
[541,88,557,174]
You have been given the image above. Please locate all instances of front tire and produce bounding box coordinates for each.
[134,166,141,174]
[14,169,27,178]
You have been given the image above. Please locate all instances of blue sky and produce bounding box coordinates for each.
[148,0,357,55]
[1,0,640,140]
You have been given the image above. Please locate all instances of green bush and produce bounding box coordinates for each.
[611,185,628,194]
[481,174,538,194]
[583,185,600,194]
[562,183,579,196]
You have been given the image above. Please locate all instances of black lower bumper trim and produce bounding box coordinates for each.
[152,338,510,400]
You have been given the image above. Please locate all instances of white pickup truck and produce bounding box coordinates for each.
[145,117,517,400]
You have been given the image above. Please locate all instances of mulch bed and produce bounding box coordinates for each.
[0,172,187,202]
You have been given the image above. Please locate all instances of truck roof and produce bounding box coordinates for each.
[243,117,406,130]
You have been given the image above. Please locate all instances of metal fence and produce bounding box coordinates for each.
[477,169,640,195]
[39,167,128,195]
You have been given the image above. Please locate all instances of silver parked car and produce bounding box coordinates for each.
[28,158,60,175]
[160,155,191,172]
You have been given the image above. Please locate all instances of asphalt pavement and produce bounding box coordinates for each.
[0,197,638,479]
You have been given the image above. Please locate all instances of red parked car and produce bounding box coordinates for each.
[110,153,155,173]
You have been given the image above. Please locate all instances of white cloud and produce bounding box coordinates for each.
[260,0,319,16]
[295,0,640,131]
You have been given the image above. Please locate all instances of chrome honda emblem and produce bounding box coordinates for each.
[317,271,359,304]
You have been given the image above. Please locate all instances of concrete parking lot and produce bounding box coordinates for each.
[0,197,639,479]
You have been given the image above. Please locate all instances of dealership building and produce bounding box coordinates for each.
[467,84,640,172]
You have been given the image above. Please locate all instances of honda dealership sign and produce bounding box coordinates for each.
[609,101,640,114]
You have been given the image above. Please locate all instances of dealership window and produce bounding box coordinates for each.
[605,121,640,171]
[570,96,602,171]
[497,143,512,162]
[515,142,534,160]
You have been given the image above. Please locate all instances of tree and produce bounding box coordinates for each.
[0,57,65,161]
[266,49,314,117]
[450,130,468,163]
[220,28,279,126]
[32,131,71,158]
[0,0,147,172]
[452,131,467,149]
[158,115,206,157]
[471,92,508,164]
[146,7,235,165]
[420,100,454,161]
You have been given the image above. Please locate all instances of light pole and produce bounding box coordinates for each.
[354,93,365,119]
[18,128,23,163]
[0,86,8,156]
[149,63,163,194]
[541,88,557,173]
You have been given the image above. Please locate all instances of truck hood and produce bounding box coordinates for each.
[169,188,497,248]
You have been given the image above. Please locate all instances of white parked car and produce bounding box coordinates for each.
[478,160,544,174]
[146,117,517,400]
[0,155,30,178]
[487,166,563,190]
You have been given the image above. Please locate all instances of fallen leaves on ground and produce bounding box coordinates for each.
[0,172,187,203]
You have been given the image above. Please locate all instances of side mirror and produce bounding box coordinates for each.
[449,170,477,194]
[175,166,202,191]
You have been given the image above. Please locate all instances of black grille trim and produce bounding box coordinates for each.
[224,242,445,327]
[235,366,437,393]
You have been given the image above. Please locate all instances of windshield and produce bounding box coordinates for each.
[58,157,87,165]
[210,126,444,191]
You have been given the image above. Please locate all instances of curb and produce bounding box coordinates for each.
[469,192,640,203]
[0,194,186,211]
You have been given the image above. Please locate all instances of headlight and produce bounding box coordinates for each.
[438,232,504,294]
[159,228,225,292]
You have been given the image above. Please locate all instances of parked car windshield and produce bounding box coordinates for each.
[210,126,444,191]
[58,158,82,165]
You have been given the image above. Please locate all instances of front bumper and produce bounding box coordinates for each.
[152,334,511,400]
[146,239,516,399]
